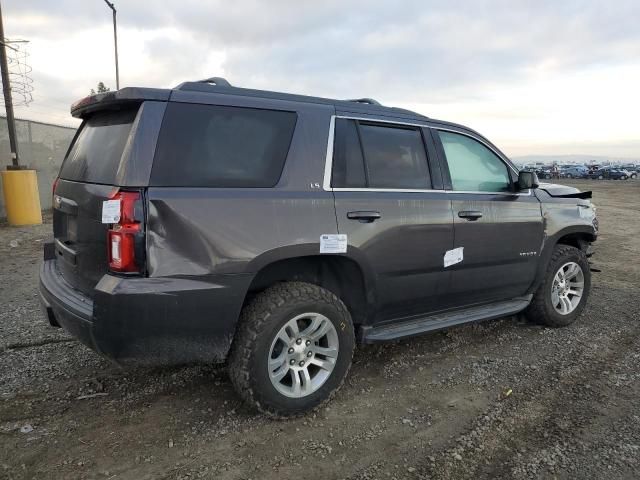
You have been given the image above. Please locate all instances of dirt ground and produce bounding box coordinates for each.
[1,179,638,480]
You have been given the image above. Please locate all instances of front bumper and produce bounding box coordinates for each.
[39,255,252,366]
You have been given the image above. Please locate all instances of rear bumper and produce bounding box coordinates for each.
[39,256,252,366]
[39,257,97,350]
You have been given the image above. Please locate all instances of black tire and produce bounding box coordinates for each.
[525,244,591,327]
[228,282,355,417]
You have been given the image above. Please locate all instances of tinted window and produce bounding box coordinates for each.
[59,108,138,184]
[438,131,511,192]
[151,103,297,187]
[331,119,366,188]
[331,120,431,189]
[359,124,430,189]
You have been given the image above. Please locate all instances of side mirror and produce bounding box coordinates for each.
[518,170,539,190]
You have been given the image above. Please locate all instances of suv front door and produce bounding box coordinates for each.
[328,116,454,322]
[433,128,544,306]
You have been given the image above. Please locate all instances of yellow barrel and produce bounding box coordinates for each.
[1,169,43,226]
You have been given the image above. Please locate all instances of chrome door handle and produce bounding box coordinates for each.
[347,211,381,223]
[458,210,483,221]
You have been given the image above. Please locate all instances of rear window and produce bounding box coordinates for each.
[59,108,137,184]
[150,103,297,187]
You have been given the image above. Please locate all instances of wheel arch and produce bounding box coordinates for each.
[244,249,376,326]
[527,226,596,295]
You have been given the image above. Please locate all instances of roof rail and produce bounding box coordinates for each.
[196,77,232,87]
[346,98,382,106]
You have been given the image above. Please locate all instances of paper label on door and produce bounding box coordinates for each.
[444,247,464,267]
[101,199,121,224]
[320,234,348,254]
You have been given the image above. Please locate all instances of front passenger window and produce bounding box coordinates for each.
[438,131,511,192]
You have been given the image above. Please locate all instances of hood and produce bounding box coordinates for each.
[538,183,592,199]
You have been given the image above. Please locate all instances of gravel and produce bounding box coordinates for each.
[0,180,639,480]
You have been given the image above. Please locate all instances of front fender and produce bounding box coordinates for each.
[528,223,597,295]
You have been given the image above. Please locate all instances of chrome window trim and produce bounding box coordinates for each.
[336,115,429,128]
[322,115,336,192]
[322,114,531,196]
[332,187,444,193]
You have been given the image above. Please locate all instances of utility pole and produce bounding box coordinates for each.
[0,0,19,167]
[103,0,119,90]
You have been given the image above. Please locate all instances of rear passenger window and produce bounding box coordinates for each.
[359,124,430,189]
[331,119,431,189]
[151,103,297,187]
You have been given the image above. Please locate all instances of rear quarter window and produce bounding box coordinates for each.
[59,108,138,184]
[150,103,297,187]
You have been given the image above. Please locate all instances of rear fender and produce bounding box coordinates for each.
[245,244,378,321]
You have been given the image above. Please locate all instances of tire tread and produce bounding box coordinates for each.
[228,281,353,418]
[526,244,589,327]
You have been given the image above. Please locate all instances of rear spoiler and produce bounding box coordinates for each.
[71,87,171,118]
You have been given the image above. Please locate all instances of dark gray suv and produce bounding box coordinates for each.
[40,77,598,416]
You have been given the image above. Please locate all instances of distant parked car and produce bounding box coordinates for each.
[587,168,628,180]
[562,166,589,179]
[536,168,553,179]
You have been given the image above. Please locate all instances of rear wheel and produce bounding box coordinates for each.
[526,245,591,327]
[228,282,355,417]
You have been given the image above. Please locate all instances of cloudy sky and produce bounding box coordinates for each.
[4,0,640,158]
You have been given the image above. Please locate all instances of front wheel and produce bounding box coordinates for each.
[228,282,355,417]
[526,245,591,327]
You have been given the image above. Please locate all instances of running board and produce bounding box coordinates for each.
[360,296,532,343]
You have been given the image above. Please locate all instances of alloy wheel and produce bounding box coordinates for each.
[268,313,339,398]
[550,262,585,315]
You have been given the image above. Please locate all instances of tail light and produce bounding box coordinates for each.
[107,191,143,273]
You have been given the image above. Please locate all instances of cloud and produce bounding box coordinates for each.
[3,0,640,156]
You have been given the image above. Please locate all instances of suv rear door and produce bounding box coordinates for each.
[433,128,544,305]
[328,115,454,322]
[53,101,165,297]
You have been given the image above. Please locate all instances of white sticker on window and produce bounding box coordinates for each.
[444,247,464,267]
[101,199,121,224]
[320,234,348,254]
